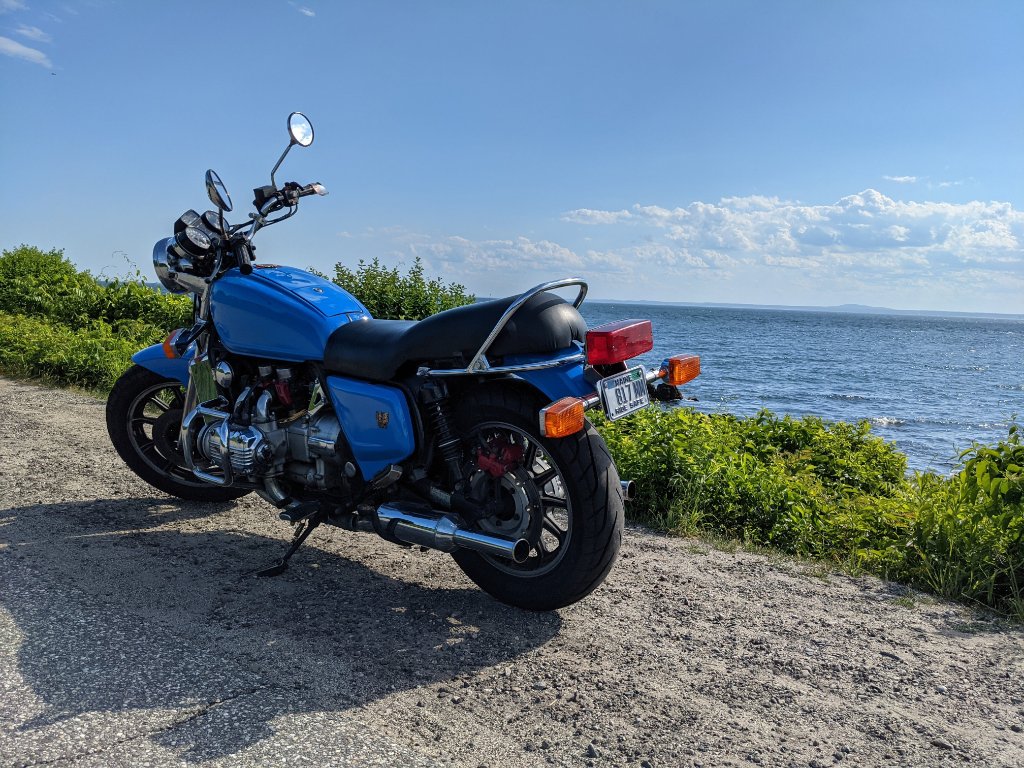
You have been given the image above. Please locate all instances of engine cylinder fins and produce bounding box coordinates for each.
[375,502,530,563]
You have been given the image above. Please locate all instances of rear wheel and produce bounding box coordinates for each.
[451,385,623,611]
[106,365,251,502]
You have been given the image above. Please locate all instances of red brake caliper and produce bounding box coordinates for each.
[475,437,524,478]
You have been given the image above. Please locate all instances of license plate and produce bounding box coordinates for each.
[599,365,650,421]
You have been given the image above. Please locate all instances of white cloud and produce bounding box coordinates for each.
[561,208,632,224]
[16,25,51,43]
[0,0,26,13]
[883,175,918,184]
[563,190,1024,272]
[0,35,52,68]
[298,6,315,16]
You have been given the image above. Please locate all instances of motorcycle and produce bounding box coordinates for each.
[106,112,701,611]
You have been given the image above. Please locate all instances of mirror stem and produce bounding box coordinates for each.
[269,142,295,189]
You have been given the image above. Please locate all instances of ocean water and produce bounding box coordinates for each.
[577,302,1024,473]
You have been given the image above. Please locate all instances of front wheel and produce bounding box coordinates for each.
[106,365,251,503]
[451,385,624,611]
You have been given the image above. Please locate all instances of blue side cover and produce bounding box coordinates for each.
[325,375,416,480]
[132,343,193,384]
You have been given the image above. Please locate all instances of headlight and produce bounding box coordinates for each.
[152,238,188,294]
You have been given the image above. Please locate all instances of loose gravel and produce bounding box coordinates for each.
[1,376,1023,767]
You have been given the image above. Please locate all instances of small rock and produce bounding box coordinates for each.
[809,760,828,768]
[533,681,548,690]
[936,685,948,694]
[1012,724,1023,733]
[640,761,654,768]
[587,744,601,758]
[833,751,844,761]
[930,738,954,750]
[541,740,551,750]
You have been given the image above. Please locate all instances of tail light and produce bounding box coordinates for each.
[540,397,586,438]
[663,354,700,385]
[586,319,653,365]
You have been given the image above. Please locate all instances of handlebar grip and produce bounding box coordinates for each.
[236,240,254,275]
[299,182,327,198]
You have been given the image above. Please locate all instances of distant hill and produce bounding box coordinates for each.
[581,298,1024,321]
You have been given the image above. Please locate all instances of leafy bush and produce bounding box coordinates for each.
[324,256,474,320]
[0,311,151,391]
[0,244,192,331]
[596,408,1024,617]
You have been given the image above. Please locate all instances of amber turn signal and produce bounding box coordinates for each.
[664,354,700,386]
[162,329,184,359]
[540,397,586,438]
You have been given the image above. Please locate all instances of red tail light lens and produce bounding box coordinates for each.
[586,319,654,366]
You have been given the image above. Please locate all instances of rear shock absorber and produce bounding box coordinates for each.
[420,381,463,482]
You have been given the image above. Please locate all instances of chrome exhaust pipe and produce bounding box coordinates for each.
[620,480,636,501]
[375,502,531,563]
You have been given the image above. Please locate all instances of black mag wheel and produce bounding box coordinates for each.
[106,365,251,502]
[451,385,624,611]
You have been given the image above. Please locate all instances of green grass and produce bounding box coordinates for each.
[3,243,1021,617]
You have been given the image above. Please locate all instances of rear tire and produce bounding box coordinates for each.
[450,385,623,611]
[106,365,251,503]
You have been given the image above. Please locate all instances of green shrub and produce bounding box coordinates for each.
[597,408,1023,617]
[0,244,192,330]
[323,256,474,320]
[0,311,152,391]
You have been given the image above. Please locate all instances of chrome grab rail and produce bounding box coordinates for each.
[461,277,588,374]
[426,350,585,377]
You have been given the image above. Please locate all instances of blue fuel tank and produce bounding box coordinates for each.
[211,265,369,361]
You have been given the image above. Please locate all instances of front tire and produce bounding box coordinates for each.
[106,365,251,503]
[451,385,624,611]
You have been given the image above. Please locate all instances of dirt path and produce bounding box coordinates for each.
[1,376,1022,767]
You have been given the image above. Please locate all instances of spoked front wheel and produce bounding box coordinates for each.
[106,365,250,502]
[452,385,624,611]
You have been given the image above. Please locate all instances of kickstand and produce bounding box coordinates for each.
[256,508,326,578]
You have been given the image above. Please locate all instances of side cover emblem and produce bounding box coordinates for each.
[376,411,390,429]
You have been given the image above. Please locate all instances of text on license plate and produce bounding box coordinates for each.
[599,365,650,421]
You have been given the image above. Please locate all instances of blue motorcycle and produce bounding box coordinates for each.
[106,113,701,610]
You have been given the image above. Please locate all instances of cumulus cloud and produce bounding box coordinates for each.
[561,190,1024,273]
[409,235,584,274]
[883,175,918,184]
[16,24,51,42]
[0,35,52,68]
[561,208,632,224]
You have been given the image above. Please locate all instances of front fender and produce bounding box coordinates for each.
[132,343,193,384]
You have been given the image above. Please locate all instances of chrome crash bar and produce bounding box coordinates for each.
[427,277,588,377]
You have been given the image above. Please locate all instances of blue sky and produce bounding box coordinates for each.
[1,0,1022,313]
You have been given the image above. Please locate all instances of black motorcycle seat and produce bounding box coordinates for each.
[323,292,586,381]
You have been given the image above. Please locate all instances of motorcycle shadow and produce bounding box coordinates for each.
[0,497,562,762]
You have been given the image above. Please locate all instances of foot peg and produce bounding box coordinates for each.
[278,501,320,523]
[257,505,326,577]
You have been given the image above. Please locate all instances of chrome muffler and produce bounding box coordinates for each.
[621,480,636,501]
[375,502,531,563]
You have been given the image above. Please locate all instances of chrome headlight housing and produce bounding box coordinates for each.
[153,237,189,294]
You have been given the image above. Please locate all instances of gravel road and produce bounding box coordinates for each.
[1,376,1023,768]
